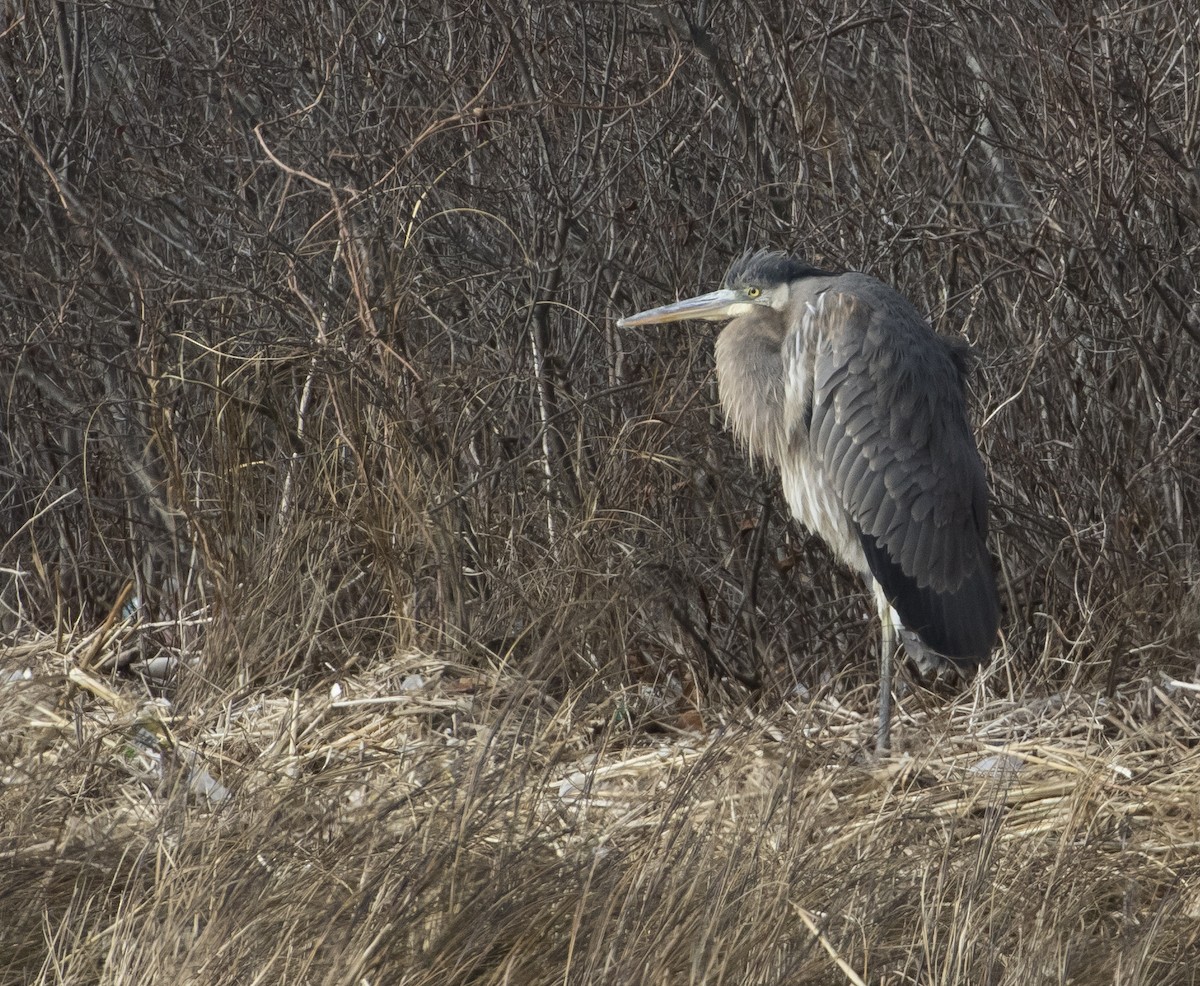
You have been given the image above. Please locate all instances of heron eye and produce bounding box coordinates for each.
[746,286,762,299]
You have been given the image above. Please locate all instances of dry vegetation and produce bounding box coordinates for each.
[2,0,1199,982]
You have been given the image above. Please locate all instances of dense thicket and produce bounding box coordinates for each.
[4,1,1197,691]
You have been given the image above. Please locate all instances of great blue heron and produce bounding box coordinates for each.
[618,251,1000,753]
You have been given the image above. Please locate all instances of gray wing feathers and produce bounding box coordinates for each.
[811,285,988,594]
[806,281,991,597]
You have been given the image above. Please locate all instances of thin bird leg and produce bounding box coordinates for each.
[874,586,898,755]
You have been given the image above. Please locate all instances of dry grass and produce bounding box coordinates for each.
[3,0,1199,982]
[4,627,1200,984]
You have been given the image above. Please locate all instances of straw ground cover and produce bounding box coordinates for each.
[3,1,1199,982]
[5,630,1200,983]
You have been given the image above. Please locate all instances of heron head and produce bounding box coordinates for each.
[616,250,831,327]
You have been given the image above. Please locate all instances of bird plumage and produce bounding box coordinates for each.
[618,249,1000,751]
[801,278,998,661]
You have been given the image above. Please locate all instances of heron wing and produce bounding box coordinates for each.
[804,280,999,660]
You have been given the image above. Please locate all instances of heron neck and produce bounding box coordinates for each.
[713,316,789,466]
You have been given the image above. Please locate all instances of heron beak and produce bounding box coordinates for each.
[616,289,742,327]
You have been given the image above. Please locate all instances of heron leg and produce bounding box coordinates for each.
[875,587,898,755]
